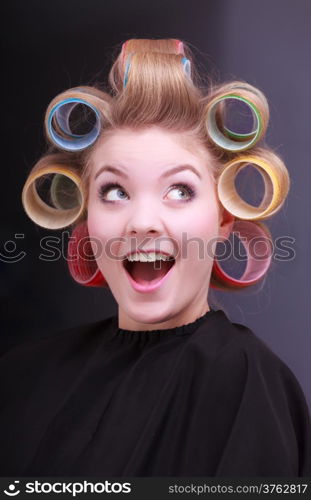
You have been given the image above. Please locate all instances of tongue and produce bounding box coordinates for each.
[130,261,173,285]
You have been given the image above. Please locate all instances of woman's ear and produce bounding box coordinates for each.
[218,205,235,242]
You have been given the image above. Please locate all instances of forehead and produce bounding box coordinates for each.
[89,127,211,175]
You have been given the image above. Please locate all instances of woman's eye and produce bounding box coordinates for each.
[167,184,195,201]
[98,183,128,201]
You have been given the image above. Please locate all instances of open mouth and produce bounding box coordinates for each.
[123,258,176,286]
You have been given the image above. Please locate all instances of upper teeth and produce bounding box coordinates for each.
[126,252,174,262]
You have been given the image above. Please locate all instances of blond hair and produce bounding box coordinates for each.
[21,38,290,292]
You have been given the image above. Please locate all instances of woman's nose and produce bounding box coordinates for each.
[125,200,164,235]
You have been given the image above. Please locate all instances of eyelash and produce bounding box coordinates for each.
[98,182,196,203]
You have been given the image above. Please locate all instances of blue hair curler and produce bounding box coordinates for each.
[181,57,191,78]
[54,101,82,139]
[123,54,133,88]
[47,97,101,151]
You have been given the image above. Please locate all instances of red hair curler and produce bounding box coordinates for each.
[67,221,108,287]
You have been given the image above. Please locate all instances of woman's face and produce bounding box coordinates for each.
[87,126,233,330]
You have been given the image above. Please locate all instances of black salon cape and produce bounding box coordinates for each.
[0,309,310,477]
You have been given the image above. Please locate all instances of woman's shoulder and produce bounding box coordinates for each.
[192,309,310,416]
[192,309,311,476]
[0,315,119,412]
[194,308,299,373]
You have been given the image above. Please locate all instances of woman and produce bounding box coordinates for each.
[0,38,310,476]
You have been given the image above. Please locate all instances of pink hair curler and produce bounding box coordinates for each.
[176,40,185,54]
[67,221,108,287]
[211,219,272,289]
[121,40,129,66]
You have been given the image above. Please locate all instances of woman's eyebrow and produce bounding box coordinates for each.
[94,164,202,180]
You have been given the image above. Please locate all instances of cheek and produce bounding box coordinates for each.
[173,202,220,261]
[87,211,117,246]
[86,211,104,261]
[87,186,115,240]
[87,204,102,238]
[87,203,127,264]
[173,201,220,237]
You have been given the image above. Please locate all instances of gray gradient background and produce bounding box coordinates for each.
[1,0,310,409]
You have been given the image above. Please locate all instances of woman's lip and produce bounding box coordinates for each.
[122,260,176,293]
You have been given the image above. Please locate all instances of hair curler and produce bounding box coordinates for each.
[204,82,269,152]
[210,219,272,289]
[67,221,108,287]
[44,86,111,151]
[217,154,287,220]
[22,163,85,229]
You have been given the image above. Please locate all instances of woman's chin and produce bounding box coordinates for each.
[118,306,175,330]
